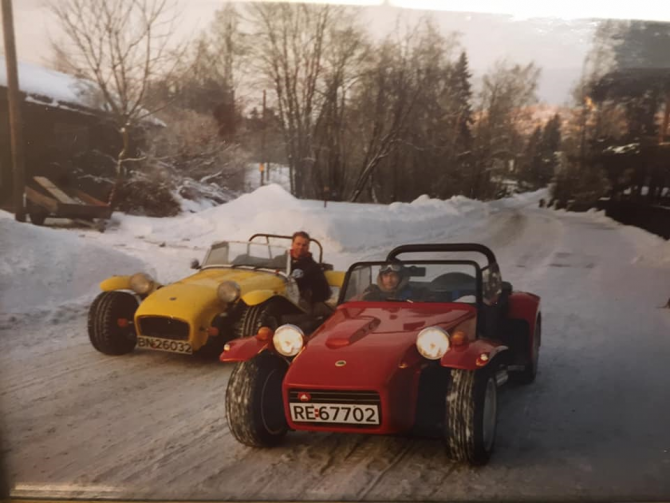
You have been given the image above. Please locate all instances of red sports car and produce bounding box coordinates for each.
[221,243,541,465]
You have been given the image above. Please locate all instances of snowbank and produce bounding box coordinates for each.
[0,216,145,314]
[566,207,670,267]
[106,185,493,264]
[244,163,291,193]
[1,183,665,315]
[628,229,670,267]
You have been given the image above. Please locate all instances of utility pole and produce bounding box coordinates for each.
[259,90,265,186]
[2,0,26,221]
[261,89,267,183]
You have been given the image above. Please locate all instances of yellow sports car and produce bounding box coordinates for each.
[87,234,344,357]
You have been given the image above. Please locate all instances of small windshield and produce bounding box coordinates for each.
[202,241,290,270]
[342,262,479,304]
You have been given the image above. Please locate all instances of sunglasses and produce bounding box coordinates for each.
[380,263,403,274]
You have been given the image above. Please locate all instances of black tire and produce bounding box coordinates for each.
[28,209,47,226]
[444,368,498,465]
[235,299,284,339]
[511,315,541,384]
[87,291,138,355]
[194,315,231,360]
[226,353,289,447]
[194,334,226,360]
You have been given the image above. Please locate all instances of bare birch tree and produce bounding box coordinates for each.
[246,3,358,198]
[49,0,182,204]
[346,19,460,202]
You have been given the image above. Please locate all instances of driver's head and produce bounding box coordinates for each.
[377,261,406,293]
[291,231,311,259]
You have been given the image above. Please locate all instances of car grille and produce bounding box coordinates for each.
[137,316,190,341]
[288,389,381,405]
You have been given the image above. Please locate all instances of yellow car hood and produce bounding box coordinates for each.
[136,267,288,320]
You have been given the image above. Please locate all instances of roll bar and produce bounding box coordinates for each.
[386,243,497,265]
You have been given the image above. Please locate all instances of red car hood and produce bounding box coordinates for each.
[285,301,476,389]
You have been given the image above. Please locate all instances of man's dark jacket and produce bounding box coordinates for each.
[291,252,331,303]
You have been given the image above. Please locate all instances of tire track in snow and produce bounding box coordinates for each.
[356,441,414,500]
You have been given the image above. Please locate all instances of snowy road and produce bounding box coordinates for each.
[1,191,669,500]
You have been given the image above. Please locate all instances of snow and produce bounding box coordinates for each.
[244,163,291,193]
[604,143,640,155]
[1,185,670,500]
[0,217,145,314]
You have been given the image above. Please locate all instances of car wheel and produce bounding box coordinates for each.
[444,368,498,465]
[226,353,288,447]
[28,208,48,226]
[88,291,138,355]
[511,315,541,384]
[235,299,283,339]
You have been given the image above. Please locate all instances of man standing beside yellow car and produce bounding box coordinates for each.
[289,231,332,315]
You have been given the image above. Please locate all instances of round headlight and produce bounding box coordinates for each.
[218,281,241,303]
[416,327,450,360]
[129,272,154,294]
[273,324,305,357]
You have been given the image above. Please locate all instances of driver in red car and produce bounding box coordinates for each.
[363,261,414,301]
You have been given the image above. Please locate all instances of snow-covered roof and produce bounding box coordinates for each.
[0,56,98,112]
[0,56,164,127]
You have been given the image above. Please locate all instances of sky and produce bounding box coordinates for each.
[0,0,608,105]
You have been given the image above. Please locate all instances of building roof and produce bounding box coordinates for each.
[0,57,164,126]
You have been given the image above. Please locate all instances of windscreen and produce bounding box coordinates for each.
[341,262,479,304]
[202,241,290,270]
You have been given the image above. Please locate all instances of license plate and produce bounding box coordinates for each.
[137,336,193,355]
[289,402,380,425]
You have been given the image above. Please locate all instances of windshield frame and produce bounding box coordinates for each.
[337,259,484,306]
[200,240,291,273]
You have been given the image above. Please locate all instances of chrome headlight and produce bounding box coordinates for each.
[218,281,241,303]
[129,272,154,294]
[273,324,305,357]
[416,327,450,360]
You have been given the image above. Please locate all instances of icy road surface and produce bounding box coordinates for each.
[1,187,669,500]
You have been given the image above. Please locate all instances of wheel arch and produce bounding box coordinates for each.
[100,275,133,292]
[242,291,304,313]
[508,292,542,349]
[220,335,273,362]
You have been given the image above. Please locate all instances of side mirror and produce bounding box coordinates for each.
[502,281,513,294]
[190,259,201,270]
[291,268,304,279]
